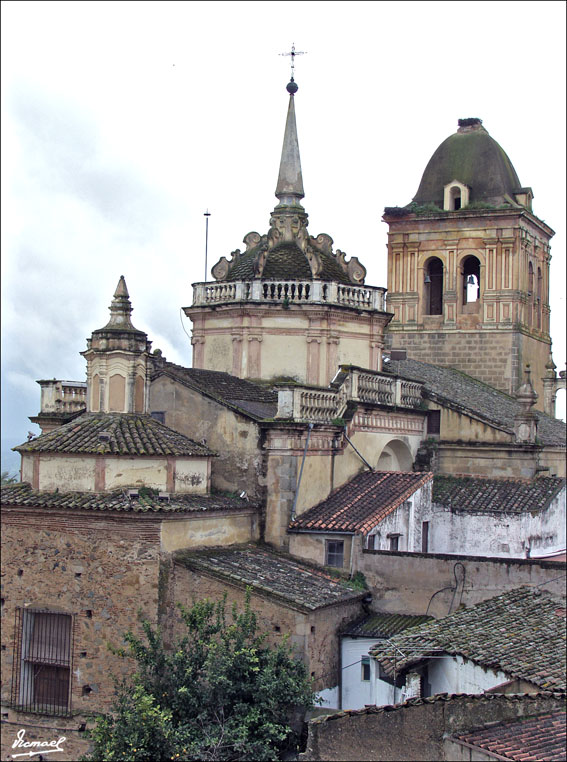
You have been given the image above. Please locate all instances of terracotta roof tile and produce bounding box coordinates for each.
[433,475,565,514]
[289,471,433,534]
[173,545,365,611]
[370,587,566,690]
[455,711,566,761]
[387,358,566,447]
[13,413,214,457]
[1,482,254,514]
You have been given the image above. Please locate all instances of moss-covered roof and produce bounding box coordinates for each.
[433,475,566,514]
[1,482,253,514]
[224,242,352,283]
[174,545,365,611]
[370,587,566,690]
[14,412,214,457]
[413,123,522,207]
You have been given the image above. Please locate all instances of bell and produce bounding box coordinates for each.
[424,274,431,284]
[467,275,476,286]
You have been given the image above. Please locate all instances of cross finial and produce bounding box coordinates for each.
[279,42,307,83]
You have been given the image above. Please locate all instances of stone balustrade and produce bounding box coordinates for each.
[192,279,387,312]
[275,368,424,422]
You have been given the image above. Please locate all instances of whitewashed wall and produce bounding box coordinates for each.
[424,487,566,558]
[426,654,510,695]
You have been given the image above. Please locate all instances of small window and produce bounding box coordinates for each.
[150,411,166,424]
[326,540,344,568]
[361,656,371,682]
[388,534,400,552]
[427,410,441,435]
[422,521,429,553]
[367,534,375,550]
[11,609,73,715]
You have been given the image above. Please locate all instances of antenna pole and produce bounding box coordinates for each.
[204,210,211,281]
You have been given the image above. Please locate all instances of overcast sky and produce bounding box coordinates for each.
[2,0,566,472]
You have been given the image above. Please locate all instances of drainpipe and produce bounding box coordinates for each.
[290,423,313,522]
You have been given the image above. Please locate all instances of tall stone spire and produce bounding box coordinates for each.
[275,80,305,211]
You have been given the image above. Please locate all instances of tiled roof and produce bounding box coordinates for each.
[288,471,433,534]
[433,475,566,514]
[387,357,566,447]
[152,363,278,420]
[342,612,433,639]
[13,413,214,457]
[1,482,254,514]
[307,691,565,725]
[223,242,352,284]
[455,711,566,762]
[369,587,566,690]
[173,545,365,611]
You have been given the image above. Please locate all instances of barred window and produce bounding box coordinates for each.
[12,608,74,715]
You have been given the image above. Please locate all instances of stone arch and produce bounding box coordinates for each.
[461,254,481,305]
[376,439,414,471]
[423,257,444,315]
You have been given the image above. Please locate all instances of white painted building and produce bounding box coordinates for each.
[340,613,432,710]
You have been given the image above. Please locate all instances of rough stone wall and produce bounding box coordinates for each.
[1,508,162,755]
[354,545,565,616]
[300,694,566,761]
[166,561,363,693]
[435,442,543,479]
[150,375,265,498]
[386,330,526,398]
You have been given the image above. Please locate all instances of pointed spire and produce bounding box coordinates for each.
[104,275,138,330]
[275,82,305,210]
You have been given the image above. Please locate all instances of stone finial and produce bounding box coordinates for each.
[104,276,138,331]
[514,365,538,443]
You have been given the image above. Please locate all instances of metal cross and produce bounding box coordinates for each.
[279,43,307,80]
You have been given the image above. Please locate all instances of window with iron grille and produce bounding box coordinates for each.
[325,540,344,568]
[11,608,74,715]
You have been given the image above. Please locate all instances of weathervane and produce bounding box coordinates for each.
[279,42,307,83]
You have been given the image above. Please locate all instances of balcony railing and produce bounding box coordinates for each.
[192,279,387,312]
[275,367,424,423]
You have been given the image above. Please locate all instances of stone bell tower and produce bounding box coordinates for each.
[383,118,554,407]
[81,276,152,414]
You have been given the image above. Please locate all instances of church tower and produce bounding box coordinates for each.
[185,77,391,386]
[383,118,554,406]
[81,276,153,414]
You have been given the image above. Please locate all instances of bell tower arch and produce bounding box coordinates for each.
[384,118,554,407]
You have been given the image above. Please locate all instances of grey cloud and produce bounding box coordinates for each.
[9,83,172,240]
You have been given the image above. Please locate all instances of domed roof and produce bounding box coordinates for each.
[413,119,523,207]
[224,242,352,283]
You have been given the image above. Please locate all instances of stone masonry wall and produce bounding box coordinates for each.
[300,693,566,761]
[1,509,162,761]
[165,561,363,694]
[354,544,565,617]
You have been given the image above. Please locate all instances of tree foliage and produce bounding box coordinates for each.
[1,470,18,485]
[84,590,316,761]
